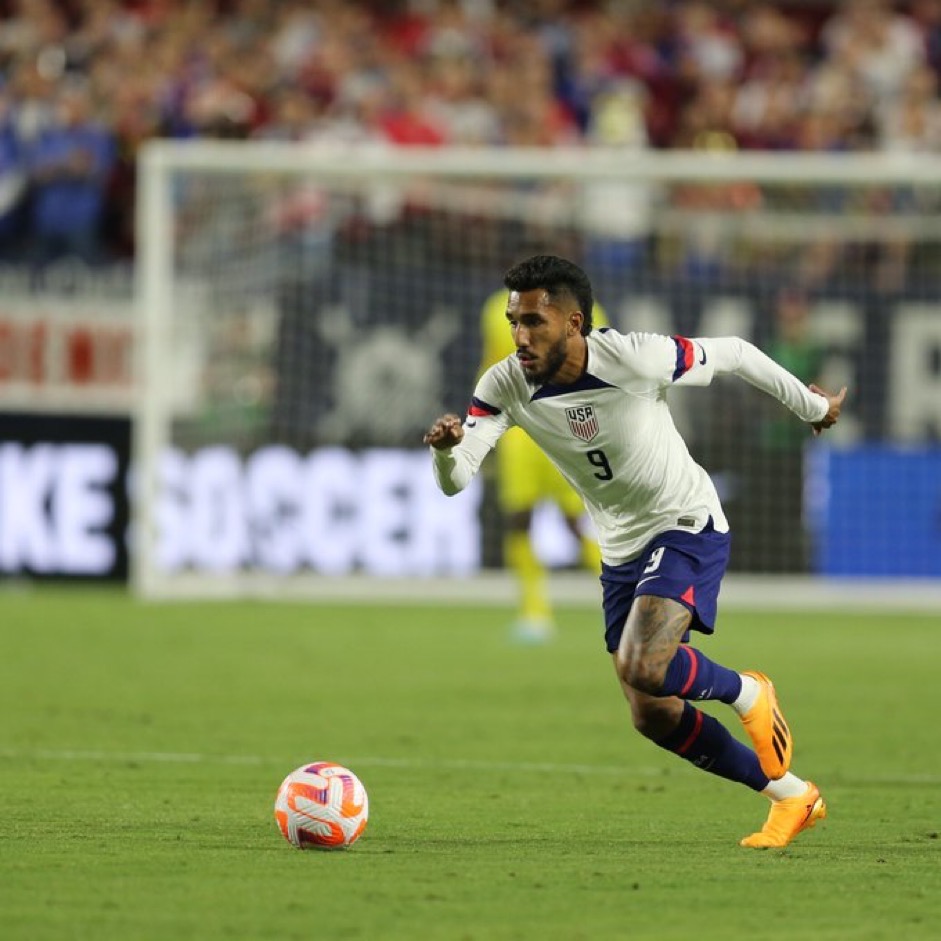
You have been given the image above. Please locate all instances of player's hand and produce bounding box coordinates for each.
[809,384,847,436]
[423,413,464,449]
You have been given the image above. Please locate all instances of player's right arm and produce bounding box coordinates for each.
[425,370,512,496]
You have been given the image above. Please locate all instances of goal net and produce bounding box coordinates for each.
[134,144,941,598]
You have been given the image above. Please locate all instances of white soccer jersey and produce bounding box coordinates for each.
[431,330,829,565]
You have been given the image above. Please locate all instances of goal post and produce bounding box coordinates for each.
[133,142,941,600]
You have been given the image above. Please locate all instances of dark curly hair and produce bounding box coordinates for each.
[503,255,594,335]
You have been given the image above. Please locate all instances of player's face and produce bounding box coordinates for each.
[506,289,578,384]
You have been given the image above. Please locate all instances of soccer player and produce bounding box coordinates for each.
[478,287,606,643]
[424,255,845,848]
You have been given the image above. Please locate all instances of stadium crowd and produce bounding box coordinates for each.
[0,0,939,264]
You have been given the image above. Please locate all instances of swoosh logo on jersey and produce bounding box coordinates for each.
[466,420,477,428]
[698,345,707,365]
[637,575,660,588]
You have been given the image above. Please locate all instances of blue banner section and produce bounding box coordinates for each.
[812,446,941,577]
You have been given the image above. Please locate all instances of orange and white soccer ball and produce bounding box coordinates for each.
[274,762,369,850]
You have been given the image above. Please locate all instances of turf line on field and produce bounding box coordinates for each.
[0,746,661,777]
[1,746,940,786]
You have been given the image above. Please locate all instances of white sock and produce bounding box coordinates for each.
[762,772,808,801]
[731,673,760,716]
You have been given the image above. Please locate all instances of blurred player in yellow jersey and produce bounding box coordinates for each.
[478,288,606,643]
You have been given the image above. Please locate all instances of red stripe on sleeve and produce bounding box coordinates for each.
[671,336,695,381]
[469,396,501,417]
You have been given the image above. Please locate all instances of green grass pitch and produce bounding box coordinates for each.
[1,587,939,941]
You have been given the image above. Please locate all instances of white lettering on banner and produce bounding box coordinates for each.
[889,305,941,441]
[246,446,303,574]
[409,457,482,575]
[301,447,361,575]
[0,443,56,571]
[155,449,189,573]
[55,445,117,572]
[360,450,415,576]
[189,447,249,572]
[0,442,117,573]
[155,446,481,576]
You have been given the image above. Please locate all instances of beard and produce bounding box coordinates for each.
[518,334,569,385]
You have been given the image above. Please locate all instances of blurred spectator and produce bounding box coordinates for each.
[268,2,322,80]
[254,86,323,142]
[870,64,941,290]
[667,127,762,284]
[733,5,810,150]
[0,0,71,72]
[578,78,652,271]
[0,86,26,260]
[910,0,941,77]
[8,58,55,146]
[672,76,739,149]
[0,0,933,265]
[733,47,807,149]
[821,0,925,107]
[879,63,941,150]
[674,1,744,85]
[424,53,500,145]
[27,80,115,268]
[801,59,875,149]
[737,287,825,573]
[377,60,447,146]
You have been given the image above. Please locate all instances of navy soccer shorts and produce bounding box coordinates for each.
[600,520,731,653]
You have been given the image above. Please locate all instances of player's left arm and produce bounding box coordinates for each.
[807,382,846,436]
[616,332,845,430]
[693,336,845,429]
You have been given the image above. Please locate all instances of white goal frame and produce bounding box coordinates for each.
[134,143,941,608]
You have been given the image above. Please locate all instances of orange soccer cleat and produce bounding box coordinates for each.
[740,670,793,780]
[740,782,827,849]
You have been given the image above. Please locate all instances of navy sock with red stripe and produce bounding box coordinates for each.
[655,702,769,791]
[660,644,742,704]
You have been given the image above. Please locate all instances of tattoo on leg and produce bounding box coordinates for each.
[620,596,692,692]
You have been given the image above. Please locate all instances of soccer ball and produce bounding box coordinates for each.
[274,761,369,850]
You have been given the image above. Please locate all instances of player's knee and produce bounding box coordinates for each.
[615,648,665,696]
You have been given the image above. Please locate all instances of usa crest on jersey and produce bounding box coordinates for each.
[566,405,599,442]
